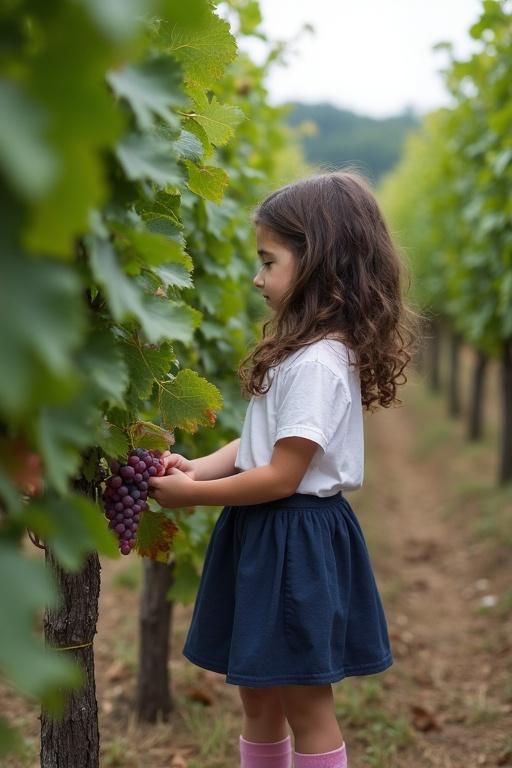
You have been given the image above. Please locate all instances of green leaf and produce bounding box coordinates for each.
[23,3,124,255]
[37,396,103,495]
[159,10,238,89]
[136,507,180,562]
[174,129,204,162]
[152,263,195,289]
[185,161,229,203]
[122,340,176,401]
[139,295,203,343]
[80,0,157,41]
[116,132,184,187]
[181,116,213,159]
[0,251,86,415]
[26,493,120,571]
[0,544,82,701]
[0,80,57,200]
[96,421,129,459]
[494,148,512,176]
[166,556,200,604]
[78,331,130,408]
[107,57,185,131]
[238,0,263,35]
[159,368,223,432]
[187,93,245,146]
[109,218,193,270]
[128,420,174,451]
[87,234,202,343]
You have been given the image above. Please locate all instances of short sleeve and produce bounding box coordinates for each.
[274,361,351,453]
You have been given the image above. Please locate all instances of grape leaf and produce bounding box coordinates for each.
[78,331,130,408]
[187,93,245,147]
[25,493,120,571]
[159,11,238,89]
[107,57,186,131]
[129,420,175,451]
[122,340,176,401]
[0,80,57,200]
[87,234,202,343]
[159,368,223,432]
[0,544,82,701]
[109,219,193,270]
[0,250,85,415]
[116,132,184,187]
[136,507,180,562]
[96,421,129,460]
[185,161,229,203]
[37,395,105,494]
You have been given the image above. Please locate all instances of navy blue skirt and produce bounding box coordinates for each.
[182,491,394,687]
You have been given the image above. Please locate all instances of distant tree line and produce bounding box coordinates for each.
[285,101,419,183]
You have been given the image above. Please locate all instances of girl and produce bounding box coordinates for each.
[149,170,419,768]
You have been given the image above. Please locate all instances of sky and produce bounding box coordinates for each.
[233,0,483,118]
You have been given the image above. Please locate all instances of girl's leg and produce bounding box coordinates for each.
[278,684,344,754]
[238,686,289,742]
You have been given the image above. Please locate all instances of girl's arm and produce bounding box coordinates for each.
[190,438,241,481]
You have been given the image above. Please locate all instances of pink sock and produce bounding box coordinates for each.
[294,741,347,768]
[240,734,292,768]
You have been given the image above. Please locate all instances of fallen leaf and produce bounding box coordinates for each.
[410,703,442,731]
[186,686,214,706]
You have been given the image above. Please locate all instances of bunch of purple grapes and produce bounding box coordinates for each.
[102,448,165,555]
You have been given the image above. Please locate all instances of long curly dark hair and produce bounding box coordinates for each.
[237,170,423,412]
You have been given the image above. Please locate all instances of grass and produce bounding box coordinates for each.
[101,737,139,767]
[177,700,236,767]
[465,691,504,726]
[334,678,415,765]
[2,733,38,768]
[112,560,142,591]
[405,370,512,554]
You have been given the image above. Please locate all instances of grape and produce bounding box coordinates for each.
[120,465,134,480]
[101,447,165,555]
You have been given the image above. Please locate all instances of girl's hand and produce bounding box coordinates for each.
[160,451,197,480]
[148,467,196,509]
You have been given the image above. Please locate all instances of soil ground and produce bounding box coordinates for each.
[2,344,512,767]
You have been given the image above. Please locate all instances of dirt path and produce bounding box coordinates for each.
[1,364,511,768]
[353,368,512,767]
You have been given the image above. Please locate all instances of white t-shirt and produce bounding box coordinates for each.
[234,338,364,496]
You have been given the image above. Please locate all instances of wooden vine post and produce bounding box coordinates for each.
[136,559,176,722]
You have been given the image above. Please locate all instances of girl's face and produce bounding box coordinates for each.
[253,224,297,310]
